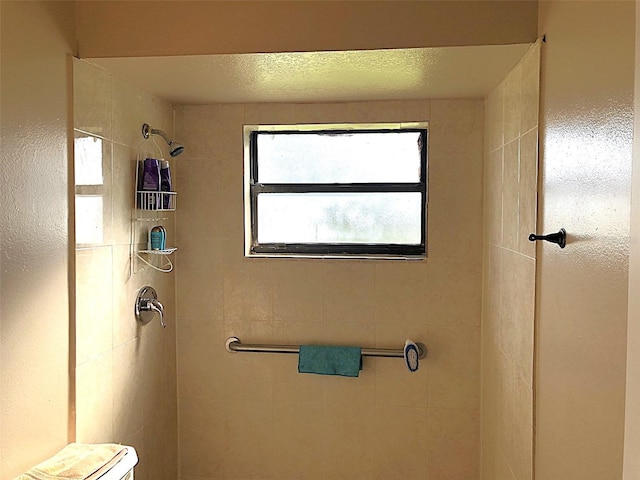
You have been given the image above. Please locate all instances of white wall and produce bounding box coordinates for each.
[536,2,634,478]
[623,2,640,477]
[0,2,76,478]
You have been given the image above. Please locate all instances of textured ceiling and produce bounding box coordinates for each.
[90,44,530,105]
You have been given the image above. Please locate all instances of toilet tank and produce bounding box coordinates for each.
[16,444,138,480]
[100,446,138,480]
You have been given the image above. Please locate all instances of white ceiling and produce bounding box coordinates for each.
[89,43,530,105]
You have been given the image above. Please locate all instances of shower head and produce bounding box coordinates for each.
[168,141,184,157]
[142,123,185,157]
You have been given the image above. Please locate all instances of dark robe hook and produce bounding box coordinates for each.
[528,228,566,248]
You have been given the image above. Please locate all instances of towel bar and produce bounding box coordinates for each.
[225,337,427,359]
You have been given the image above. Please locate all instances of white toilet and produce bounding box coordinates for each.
[99,446,138,480]
[17,444,138,480]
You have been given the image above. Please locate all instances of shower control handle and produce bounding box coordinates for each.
[135,286,166,327]
[528,228,566,249]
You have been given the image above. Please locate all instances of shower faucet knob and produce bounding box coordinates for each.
[135,285,166,328]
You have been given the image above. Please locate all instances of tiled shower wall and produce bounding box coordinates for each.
[175,99,484,479]
[481,41,540,479]
[73,58,178,480]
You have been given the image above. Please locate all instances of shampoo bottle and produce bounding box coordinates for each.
[160,160,172,209]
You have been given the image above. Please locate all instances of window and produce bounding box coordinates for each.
[244,123,428,258]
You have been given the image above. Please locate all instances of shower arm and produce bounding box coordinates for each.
[141,123,184,157]
[142,123,170,143]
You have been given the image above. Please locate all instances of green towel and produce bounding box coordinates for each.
[298,345,362,377]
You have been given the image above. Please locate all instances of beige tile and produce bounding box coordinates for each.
[76,354,113,443]
[163,398,179,480]
[423,258,482,327]
[425,325,480,409]
[272,401,325,480]
[426,407,480,480]
[142,421,164,480]
[520,41,541,135]
[323,262,374,324]
[223,317,274,344]
[244,103,297,125]
[374,350,427,408]
[429,100,484,182]
[295,102,350,124]
[502,140,520,251]
[143,405,177,480]
[428,99,483,262]
[273,319,324,346]
[111,143,136,246]
[112,75,144,149]
[401,98,431,123]
[324,403,375,479]
[497,248,519,358]
[481,341,502,477]
[481,435,498,480]
[176,157,225,227]
[177,321,227,400]
[220,171,245,244]
[374,260,429,326]
[495,449,517,480]
[271,352,325,404]
[373,406,427,480]
[486,147,504,246]
[518,129,539,258]
[172,99,495,479]
[498,250,535,384]
[222,399,274,478]
[503,62,522,144]
[176,104,245,159]
[493,353,533,480]
[175,230,224,331]
[487,82,504,152]
[482,245,502,348]
[346,100,406,123]
[112,339,143,441]
[141,90,173,144]
[213,104,246,159]
[481,348,500,479]
[173,105,216,159]
[140,323,167,423]
[223,259,274,322]
[510,376,533,480]
[321,320,376,352]
[428,170,483,263]
[178,398,228,477]
[323,358,375,407]
[495,352,518,458]
[76,247,113,365]
[273,259,323,324]
[111,244,151,346]
[374,321,427,407]
[73,58,111,137]
[221,321,275,402]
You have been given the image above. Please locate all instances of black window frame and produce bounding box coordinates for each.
[245,125,428,258]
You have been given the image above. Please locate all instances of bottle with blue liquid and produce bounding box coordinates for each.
[150,226,166,251]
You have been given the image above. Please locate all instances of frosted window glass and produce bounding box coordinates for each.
[257,192,422,244]
[75,136,104,186]
[75,195,103,245]
[257,131,422,183]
